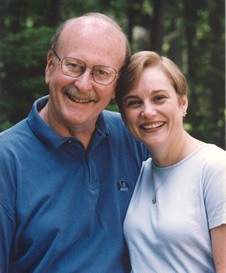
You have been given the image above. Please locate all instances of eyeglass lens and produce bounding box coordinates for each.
[62,57,116,85]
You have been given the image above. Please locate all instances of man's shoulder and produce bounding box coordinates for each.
[101,110,125,128]
[0,119,33,156]
[101,110,133,140]
[0,119,28,141]
[102,109,121,120]
[101,110,149,155]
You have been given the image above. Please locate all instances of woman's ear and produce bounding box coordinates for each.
[180,94,188,118]
[45,50,54,84]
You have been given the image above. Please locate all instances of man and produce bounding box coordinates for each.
[0,13,148,272]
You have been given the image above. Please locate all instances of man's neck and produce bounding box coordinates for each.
[39,103,95,150]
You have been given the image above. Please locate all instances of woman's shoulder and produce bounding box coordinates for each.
[194,143,226,174]
[199,143,226,160]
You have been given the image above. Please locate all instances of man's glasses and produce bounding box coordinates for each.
[50,48,119,86]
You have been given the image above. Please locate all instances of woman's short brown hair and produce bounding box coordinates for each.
[115,51,187,114]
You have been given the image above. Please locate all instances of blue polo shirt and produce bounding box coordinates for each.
[0,96,148,273]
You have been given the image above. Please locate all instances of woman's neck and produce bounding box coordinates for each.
[149,132,204,167]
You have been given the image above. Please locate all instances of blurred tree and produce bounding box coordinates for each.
[182,0,225,148]
[207,0,225,146]
[0,0,56,128]
[0,0,225,148]
[150,0,165,54]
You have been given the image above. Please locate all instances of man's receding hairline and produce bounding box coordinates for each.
[49,13,130,74]
[55,13,125,49]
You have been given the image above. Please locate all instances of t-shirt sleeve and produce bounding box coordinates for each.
[203,147,226,229]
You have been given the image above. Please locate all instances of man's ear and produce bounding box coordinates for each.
[111,89,116,99]
[45,50,54,84]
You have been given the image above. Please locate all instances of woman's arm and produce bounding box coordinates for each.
[211,224,226,273]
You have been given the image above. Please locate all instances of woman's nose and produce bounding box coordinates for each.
[141,104,156,118]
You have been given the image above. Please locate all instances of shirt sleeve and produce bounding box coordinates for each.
[203,147,226,229]
[0,147,17,272]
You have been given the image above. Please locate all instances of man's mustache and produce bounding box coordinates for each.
[63,86,99,102]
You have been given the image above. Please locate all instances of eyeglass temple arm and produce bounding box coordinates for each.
[50,48,62,62]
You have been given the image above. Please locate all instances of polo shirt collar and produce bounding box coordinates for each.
[27,96,110,149]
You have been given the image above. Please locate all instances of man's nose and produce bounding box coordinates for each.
[74,68,93,92]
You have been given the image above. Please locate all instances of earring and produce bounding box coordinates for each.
[183,111,187,118]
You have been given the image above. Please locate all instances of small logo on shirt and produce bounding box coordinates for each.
[118,177,130,192]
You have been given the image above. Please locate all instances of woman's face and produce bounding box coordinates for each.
[122,65,187,150]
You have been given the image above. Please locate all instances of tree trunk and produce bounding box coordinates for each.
[183,0,201,130]
[208,0,225,147]
[150,0,165,54]
[127,0,136,44]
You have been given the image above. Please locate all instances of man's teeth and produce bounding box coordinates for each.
[142,122,164,129]
[72,97,91,103]
[67,93,92,103]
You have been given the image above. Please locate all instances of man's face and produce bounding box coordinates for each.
[45,19,125,135]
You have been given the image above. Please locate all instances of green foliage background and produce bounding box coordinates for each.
[0,0,225,148]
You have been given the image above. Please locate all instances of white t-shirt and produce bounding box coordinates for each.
[123,144,226,273]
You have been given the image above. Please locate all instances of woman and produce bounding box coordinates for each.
[115,51,226,273]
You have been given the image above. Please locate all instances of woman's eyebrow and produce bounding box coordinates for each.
[123,89,168,103]
[123,95,139,103]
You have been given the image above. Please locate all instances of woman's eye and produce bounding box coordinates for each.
[154,95,166,102]
[127,100,142,107]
